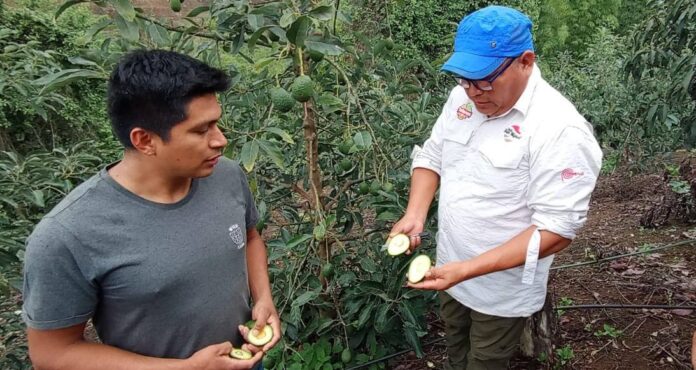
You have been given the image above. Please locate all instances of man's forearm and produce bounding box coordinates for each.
[246,229,273,304]
[404,168,440,221]
[462,226,571,281]
[29,333,186,370]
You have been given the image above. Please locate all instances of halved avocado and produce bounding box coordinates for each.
[387,233,410,256]
[247,324,274,346]
[407,255,431,283]
[230,348,252,360]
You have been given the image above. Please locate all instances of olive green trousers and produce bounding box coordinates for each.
[439,292,526,370]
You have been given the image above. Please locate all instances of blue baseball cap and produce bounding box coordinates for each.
[442,6,534,79]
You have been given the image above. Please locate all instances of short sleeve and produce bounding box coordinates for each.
[527,125,602,239]
[22,219,97,330]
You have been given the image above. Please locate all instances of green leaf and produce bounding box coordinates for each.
[352,131,372,150]
[398,301,418,324]
[230,27,246,54]
[83,18,112,44]
[269,26,287,42]
[403,324,424,357]
[309,5,334,21]
[55,0,87,19]
[33,69,105,95]
[264,127,294,144]
[247,14,264,30]
[240,140,259,172]
[31,190,45,208]
[257,139,285,169]
[359,257,377,273]
[285,234,312,249]
[316,94,343,107]
[249,3,283,16]
[254,57,277,72]
[287,16,310,47]
[0,195,18,208]
[313,222,326,241]
[304,40,343,56]
[67,56,99,67]
[356,304,373,328]
[292,290,319,307]
[373,305,390,333]
[279,12,295,28]
[113,13,140,42]
[247,25,273,51]
[376,211,397,221]
[186,6,209,18]
[147,23,171,47]
[110,0,136,22]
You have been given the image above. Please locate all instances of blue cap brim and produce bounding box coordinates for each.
[441,52,506,79]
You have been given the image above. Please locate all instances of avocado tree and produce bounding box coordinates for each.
[625,0,696,145]
[49,0,444,366]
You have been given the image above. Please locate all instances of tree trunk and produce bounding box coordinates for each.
[301,98,331,267]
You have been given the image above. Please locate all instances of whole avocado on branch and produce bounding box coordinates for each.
[270,87,295,112]
[290,75,314,102]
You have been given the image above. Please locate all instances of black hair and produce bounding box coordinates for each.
[107,49,230,148]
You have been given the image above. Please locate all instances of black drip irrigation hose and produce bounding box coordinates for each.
[555,304,696,311]
[550,238,696,271]
[344,239,696,369]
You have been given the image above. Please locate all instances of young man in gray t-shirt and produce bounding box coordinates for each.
[22,50,279,369]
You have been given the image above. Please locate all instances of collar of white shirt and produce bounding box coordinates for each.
[510,64,541,117]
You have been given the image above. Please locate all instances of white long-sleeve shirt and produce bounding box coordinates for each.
[412,65,602,317]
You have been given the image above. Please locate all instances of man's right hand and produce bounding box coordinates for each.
[186,341,262,370]
[389,216,425,254]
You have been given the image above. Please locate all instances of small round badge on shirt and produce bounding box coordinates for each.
[457,102,473,120]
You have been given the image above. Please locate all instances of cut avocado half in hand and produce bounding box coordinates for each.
[407,255,431,283]
[229,348,252,360]
[246,322,274,346]
[387,233,410,256]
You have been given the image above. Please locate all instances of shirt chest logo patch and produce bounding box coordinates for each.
[504,125,522,141]
[228,224,244,249]
[456,102,473,120]
[561,168,584,181]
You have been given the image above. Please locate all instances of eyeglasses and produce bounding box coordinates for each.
[453,57,516,91]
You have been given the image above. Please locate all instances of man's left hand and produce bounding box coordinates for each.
[240,299,281,352]
[407,261,469,291]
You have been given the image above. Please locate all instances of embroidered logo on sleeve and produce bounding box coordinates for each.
[561,168,584,181]
[228,224,245,249]
[456,102,473,120]
[503,124,522,141]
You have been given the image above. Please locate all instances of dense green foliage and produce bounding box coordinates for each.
[1,0,695,368]
[625,0,696,145]
[535,0,621,56]
[0,1,112,153]
[352,0,540,62]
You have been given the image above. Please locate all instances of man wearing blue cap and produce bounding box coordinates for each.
[390,5,602,369]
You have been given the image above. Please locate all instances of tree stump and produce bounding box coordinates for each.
[520,293,557,366]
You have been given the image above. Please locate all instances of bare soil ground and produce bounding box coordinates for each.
[390,172,696,370]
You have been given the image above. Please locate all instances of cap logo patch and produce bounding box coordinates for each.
[457,102,473,120]
[503,124,522,141]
